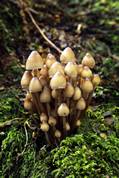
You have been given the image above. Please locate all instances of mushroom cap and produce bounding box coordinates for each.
[81,66,93,78]
[65,122,70,131]
[81,78,93,93]
[40,113,48,122]
[21,71,32,89]
[92,74,101,86]
[64,82,74,98]
[48,62,64,77]
[24,99,32,110]
[46,53,56,68]
[55,130,61,138]
[76,120,81,127]
[51,89,58,98]
[50,72,66,90]
[57,103,69,117]
[73,87,82,100]
[29,77,42,93]
[40,123,49,132]
[26,51,44,70]
[40,86,51,103]
[48,116,57,126]
[64,62,78,79]
[60,47,76,64]
[76,97,86,110]
[82,53,95,69]
[77,64,83,75]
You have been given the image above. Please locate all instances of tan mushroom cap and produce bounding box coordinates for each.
[57,103,70,117]
[92,74,101,86]
[29,77,42,93]
[40,86,51,103]
[81,66,93,78]
[24,99,32,110]
[50,72,66,90]
[64,62,78,79]
[81,78,93,93]
[40,113,48,122]
[73,87,82,100]
[26,51,44,70]
[48,116,57,126]
[64,82,74,98]
[40,122,49,132]
[82,53,95,69]
[76,97,86,110]
[21,71,32,89]
[60,47,76,64]
[46,53,56,68]
[55,130,61,138]
[48,62,64,77]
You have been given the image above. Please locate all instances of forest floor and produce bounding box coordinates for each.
[0,0,119,177]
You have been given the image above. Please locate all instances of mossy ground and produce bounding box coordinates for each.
[0,0,119,177]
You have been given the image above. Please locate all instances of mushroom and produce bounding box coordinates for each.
[50,72,66,90]
[48,61,64,78]
[82,53,95,69]
[29,77,42,113]
[40,86,51,115]
[64,62,78,80]
[81,66,93,78]
[60,47,76,64]
[29,77,42,93]
[26,51,44,70]
[24,98,32,110]
[92,74,101,87]
[81,78,93,99]
[57,103,70,135]
[45,53,56,68]
[21,71,32,89]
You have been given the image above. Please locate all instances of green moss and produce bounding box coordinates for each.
[51,133,119,178]
[0,88,25,122]
[0,127,25,177]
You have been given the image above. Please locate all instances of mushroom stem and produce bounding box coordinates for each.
[63,117,67,136]
[45,132,51,145]
[32,93,40,115]
[35,93,45,113]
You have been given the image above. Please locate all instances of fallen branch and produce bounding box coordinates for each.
[0,118,25,130]
[26,9,62,53]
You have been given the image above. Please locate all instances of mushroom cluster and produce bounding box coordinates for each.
[21,47,100,145]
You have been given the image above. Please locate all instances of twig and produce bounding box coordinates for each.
[26,9,62,53]
[0,118,25,130]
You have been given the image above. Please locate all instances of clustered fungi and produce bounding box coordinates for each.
[21,47,100,145]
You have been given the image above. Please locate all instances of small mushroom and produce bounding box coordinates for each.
[76,97,86,110]
[57,103,70,117]
[60,47,76,64]
[48,62,64,77]
[81,78,93,94]
[24,99,32,110]
[29,77,42,93]
[40,113,48,122]
[73,87,81,100]
[50,72,66,90]
[40,86,51,103]
[46,53,56,68]
[64,62,78,79]
[26,51,44,70]
[64,82,74,98]
[21,71,32,89]
[81,66,93,78]
[92,74,101,87]
[82,53,95,69]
